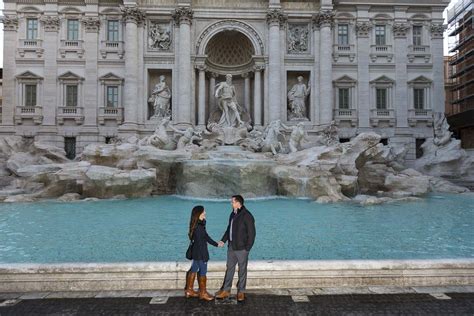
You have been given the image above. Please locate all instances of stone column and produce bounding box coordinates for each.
[1,15,19,127]
[393,22,410,128]
[431,23,446,113]
[173,7,193,124]
[253,65,264,126]
[242,72,251,112]
[315,10,335,125]
[266,9,286,123]
[121,6,145,128]
[355,21,372,128]
[196,65,207,126]
[311,19,321,125]
[82,17,101,127]
[208,72,218,113]
[40,15,60,127]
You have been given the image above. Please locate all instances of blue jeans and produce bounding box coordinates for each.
[190,260,208,276]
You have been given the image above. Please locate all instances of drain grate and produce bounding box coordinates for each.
[430,293,451,300]
[149,296,169,304]
[292,295,310,303]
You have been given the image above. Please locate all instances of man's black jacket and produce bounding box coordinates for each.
[221,205,256,251]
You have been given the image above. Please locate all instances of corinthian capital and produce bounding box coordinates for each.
[122,6,146,26]
[313,10,335,28]
[172,7,193,26]
[40,15,60,32]
[82,16,101,32]
[1,15,19,31]
[392,22,410,38]
[266,9,287,28]
[355,21,372,37]
[430,23,446,39]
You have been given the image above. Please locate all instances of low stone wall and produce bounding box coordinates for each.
[0,259,473,293]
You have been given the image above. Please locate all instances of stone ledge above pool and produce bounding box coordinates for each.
[1,259,473,293]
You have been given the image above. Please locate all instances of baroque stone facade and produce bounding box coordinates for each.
[0,0,449,159]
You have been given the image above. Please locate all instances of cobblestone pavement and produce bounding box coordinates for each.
[0,293,474,316]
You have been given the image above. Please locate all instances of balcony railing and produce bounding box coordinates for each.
[100,41,125,59]
[18,39,44,57]
[15,106,43,125]
[98,107,124,125]
[370,108,395,127]
[57,106,84,125]
[332,44,356,62]
[370,45,393,62]
[408,108,433,127]
[333,108,357,126]
[59,40,84,58]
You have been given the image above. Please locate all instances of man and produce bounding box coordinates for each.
[214,74,245,127]
[215,195,256,302]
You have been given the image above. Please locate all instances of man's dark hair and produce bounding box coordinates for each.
[232,195,244,205]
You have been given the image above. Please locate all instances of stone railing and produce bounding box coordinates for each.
[370,108,395,127]
[57,106,84,125]
[98,107,123,125]
[14,106,43,125]
[59,40,84,58]
[334,108,357,127]
[408,108,433,127]
[18,39,44,57]
[332,44,356,62]
[408,45,431,63]
[370,45,393,62]
[100,41,125,59]
[1,259,473,292]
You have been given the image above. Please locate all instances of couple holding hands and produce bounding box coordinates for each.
[185,195,256,302]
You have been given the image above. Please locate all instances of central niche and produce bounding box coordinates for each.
[205,30,255,68]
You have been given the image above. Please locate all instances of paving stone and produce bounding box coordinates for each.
[0,293,23,300]
[413,286,474,294]
[430,293,452,300]
[291,295,310,302]
[318,287,373,295]
[0,299,21,307]
[149,296,168,304]
[19,292,50,300]
[45,291,100,299]
[94,291,142,298]
[369,286,417,294]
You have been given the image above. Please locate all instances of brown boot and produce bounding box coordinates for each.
[198,275,214,301]
[184,271,199,298]
[215,289,231,299]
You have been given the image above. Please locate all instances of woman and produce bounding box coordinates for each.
[185,205,219,301]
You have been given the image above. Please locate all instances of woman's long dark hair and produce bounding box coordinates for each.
[188,205,204,240]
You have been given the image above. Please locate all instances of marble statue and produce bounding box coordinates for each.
[148,23,171,50]
[287,76,310,120]
[433,112,452,147]
[214,74,245,128]
[170,125,203,149]
[288,122,308,153]
[142,117,174,149]
[262,120,290,155]
[149,75,171,119]
[322,120,339,146]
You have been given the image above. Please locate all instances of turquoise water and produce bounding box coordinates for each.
[0,194,473,263]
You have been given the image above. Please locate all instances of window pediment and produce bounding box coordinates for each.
[58,71,84,81]
[99,72,124,83]
[408,76,432,84]
[16,71,43,80]
[334,75,357,84]
[370,76,395,84]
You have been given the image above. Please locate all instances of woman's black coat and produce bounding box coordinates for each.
[191,220,218,261]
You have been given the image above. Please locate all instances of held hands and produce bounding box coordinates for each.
[218,241,225,248]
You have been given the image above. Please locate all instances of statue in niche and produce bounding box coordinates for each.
[149,75,171,120]
[288,122,308,153]
[148,23,171,50]
[288,25,309,53]
[287,75,310,121]
[214,74,245,128]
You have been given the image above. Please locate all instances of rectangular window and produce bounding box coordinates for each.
[107,20,120,41]
[414,88,424,109]
[376,88,387,109]
[25,85,37,107]
[26,19,38,40]
[67,19,79,41]
[338,24,349,46]
[106,86,119,107]
[338,88,350,109]
[66,85,78,107]
[413,25,422,46]
[375,25,386,45]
